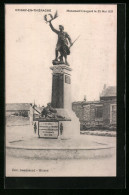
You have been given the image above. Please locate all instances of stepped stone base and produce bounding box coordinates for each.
[56,108,80,139]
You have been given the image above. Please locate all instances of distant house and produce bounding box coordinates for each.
[72,86,116,130]
[6,103,31,117]
[100,86,116,126]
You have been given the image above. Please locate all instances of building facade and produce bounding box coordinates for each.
[72,86,116,130]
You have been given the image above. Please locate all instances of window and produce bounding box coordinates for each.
[110,104,116,124]
[95,105,103,118]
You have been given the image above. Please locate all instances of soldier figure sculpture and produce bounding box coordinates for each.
[49,20,73,65]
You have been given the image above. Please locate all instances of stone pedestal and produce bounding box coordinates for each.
[50,65,72,109]
[50,64,80,139]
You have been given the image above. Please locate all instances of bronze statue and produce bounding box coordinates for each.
[49,21,73,65]
[44,11,73,66]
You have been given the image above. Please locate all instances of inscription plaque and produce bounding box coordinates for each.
[38,121,59,138]
[65,75,71,84]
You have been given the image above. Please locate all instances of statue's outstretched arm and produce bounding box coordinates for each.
[49,21,59,34]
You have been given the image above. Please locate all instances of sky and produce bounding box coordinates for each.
[5,4,117,106]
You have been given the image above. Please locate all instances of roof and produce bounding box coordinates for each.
[6,103,31,111]
[100,86,116,97]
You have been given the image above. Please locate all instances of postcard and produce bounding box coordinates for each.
[5,4,117,178]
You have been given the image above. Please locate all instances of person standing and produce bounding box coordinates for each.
[60,123,63,136]
[34,122,37,134]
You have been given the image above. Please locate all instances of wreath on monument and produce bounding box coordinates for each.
[44,11,58,23]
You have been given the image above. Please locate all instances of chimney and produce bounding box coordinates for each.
[103,84,107,90]
[84,95,86,101]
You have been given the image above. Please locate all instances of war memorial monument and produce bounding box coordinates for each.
[33,11,80,139]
